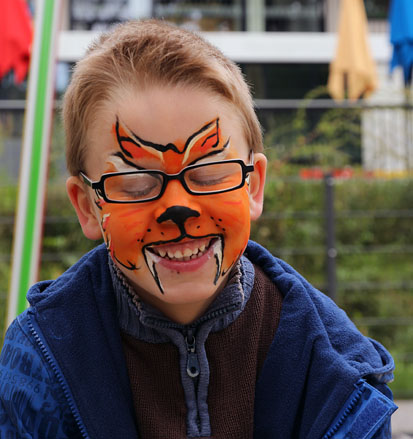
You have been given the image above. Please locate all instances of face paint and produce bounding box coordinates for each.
[93,116,251,298]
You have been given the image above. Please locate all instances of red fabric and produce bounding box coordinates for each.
[0,0,33,83]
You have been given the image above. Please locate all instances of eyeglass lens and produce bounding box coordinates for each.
[103,162,244,202]
[185,162,242,194]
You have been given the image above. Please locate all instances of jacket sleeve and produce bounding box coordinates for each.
[371,382,397,439]
[322,380,397,439]
[0,317,81,438]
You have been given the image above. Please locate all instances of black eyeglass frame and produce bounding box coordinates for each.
[79,158,255,204]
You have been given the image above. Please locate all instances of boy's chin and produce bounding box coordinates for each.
[148,281,223,306]
[119,257,228,309]
[148,255,225,303]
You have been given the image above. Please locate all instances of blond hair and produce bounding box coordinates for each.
[63,19,263,176]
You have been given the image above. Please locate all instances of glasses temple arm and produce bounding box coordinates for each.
[79,171,93,187]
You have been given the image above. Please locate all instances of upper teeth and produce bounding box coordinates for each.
[154,243,208,260]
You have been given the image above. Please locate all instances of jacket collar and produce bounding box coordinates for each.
[109,255,255,343]
[245,240,395,438]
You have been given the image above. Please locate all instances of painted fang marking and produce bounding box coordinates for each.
[213,254,220,285]
[144,249,164,294]
[212,238,223,284]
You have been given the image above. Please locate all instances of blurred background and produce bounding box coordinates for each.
[1,0,412,406]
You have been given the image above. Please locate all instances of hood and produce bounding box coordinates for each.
[27,244,110,308]
[245,240,395,439]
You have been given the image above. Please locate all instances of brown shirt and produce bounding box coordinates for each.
[121,264,283,439]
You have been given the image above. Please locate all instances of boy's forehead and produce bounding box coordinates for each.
[89,85,250,173]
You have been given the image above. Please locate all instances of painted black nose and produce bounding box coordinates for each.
[157,206,200,233]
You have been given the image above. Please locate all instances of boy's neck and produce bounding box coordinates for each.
[109,257,238,325]
[136,287,223,325]
[158,299,217,325]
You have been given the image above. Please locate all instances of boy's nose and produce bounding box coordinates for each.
[157,205,200,226]
[156,205,200,236]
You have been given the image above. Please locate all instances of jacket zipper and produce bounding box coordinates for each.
[144,303,238,382]
[144,303,239,436]
[27,317,89,439]
[184,328,202,432]
[322,380,364,439]
[185,330,200,378]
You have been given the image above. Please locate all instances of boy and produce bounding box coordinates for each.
[0,20,396,438]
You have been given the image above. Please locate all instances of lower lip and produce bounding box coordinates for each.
[156,245,215,273]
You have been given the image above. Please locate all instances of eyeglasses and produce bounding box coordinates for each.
[80,157,254,204]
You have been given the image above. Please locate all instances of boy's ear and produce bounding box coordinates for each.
[249,152,267,221]
[66,176,102,240]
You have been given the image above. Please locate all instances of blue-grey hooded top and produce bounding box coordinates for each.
[0,241,397,438]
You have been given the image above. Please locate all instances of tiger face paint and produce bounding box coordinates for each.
[79,86,261,322]
[97,115,250,287]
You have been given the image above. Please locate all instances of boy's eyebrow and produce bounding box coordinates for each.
[186,139,230,166]
[116,117,225,162]
[110,142,230,170]
[110,152,146,170]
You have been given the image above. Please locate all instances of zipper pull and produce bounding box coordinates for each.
[185,334,200,378]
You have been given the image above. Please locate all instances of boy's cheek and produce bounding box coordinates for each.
[192,189,251,270]
[98,204,151,268]
[221,192,251,268]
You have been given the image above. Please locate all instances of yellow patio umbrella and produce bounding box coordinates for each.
[328,0,378,101]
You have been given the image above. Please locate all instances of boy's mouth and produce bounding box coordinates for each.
[143,236,223,293]
[149,238,211,261]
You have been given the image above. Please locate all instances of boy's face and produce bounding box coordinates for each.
[68,85,266,322]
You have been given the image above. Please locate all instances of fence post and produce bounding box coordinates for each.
[324,173,337,300]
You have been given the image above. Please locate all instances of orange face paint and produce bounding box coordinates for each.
[95,117,251,294]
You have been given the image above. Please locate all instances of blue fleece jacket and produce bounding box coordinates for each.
[0,241,396,438]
